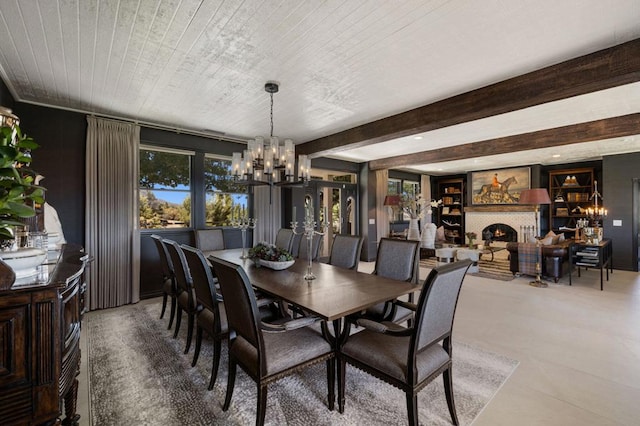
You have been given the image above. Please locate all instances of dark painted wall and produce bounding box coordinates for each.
[603,153,640,271]
[0,79,15,110]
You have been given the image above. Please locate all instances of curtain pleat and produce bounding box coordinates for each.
[86,116,140,310]
[376,169,389,242]
[253,186,281,245]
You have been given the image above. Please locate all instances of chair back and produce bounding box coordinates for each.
[274,228,294,253]
[412,260,471,352]
[210,257,264,363]
[194,229,225,252]
[290,233,303,257]
[298,234,323,261]
[181,245,221,315]
[328,235,363,270]
[373,238,420,284]
[164,239,196,309]
[150,234,173,280]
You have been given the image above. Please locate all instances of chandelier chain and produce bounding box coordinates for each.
[270,92,274,137]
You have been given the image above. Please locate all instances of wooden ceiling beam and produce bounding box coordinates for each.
[297,38,640,158]
[369,114,640,170]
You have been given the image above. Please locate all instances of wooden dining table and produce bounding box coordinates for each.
[207,248,421,342]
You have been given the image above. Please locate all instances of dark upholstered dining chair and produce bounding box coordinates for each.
[365,238,420,323]
[194,228,225,253]
[150,234,177,329]
[297,233,323,261]
[338,259,472,426]
[163,239,198,354]
[274,228,295,253]
[327,235,363,270]
[210,257,336,426]
[181,245,229,390]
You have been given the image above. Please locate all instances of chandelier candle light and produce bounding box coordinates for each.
[291,202,328,280]
[231,207,256,259]
[231,82,311,185]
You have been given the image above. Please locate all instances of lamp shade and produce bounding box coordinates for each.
[519,188,551,205]
[383,195,401,206]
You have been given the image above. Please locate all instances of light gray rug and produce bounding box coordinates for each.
[86,301,518,426]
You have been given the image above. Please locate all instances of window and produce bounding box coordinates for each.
[139,147,192,229]
[388,177,420,221]
[204,156,248,226]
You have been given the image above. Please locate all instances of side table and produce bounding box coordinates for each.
[569,238,612,291]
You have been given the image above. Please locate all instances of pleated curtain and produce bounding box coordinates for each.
[421,174,432,221]
[253,185,282,245]
[376,169,389,242]
[86,116,141,310]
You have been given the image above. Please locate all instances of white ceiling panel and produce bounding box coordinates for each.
[0,0,638,173]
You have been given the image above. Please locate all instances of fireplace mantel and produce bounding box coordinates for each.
[465,205,536,213]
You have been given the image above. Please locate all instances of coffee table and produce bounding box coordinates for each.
[479,245,506,262]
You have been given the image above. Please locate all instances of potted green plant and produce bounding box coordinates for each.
[0,107,45,288]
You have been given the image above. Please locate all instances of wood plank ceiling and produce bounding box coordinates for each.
[0,0,639,174]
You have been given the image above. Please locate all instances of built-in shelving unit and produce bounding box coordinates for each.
[548,167,594,234]
[437,178,465,244]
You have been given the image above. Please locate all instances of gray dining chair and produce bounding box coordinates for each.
[328,235,363,270]
[211,257,336,426]
[274,228,295,253]
[181,245,229,390]
[338,259,472,426]
[194,228,225,253]
[366,238,420,324]
[150,234,177,329]
[164,239,198,354]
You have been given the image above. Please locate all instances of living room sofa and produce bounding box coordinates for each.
[506,236,572,283]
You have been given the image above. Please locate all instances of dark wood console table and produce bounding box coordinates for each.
[569,239,612,291]
[0,244,89,425]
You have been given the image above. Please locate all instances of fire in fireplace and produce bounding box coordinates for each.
[482,223,517,243]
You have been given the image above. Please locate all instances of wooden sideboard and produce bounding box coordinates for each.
[0,244,89,425]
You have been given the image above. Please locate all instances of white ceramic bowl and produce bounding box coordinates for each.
[258,259,295,270]
[1,247,47,278]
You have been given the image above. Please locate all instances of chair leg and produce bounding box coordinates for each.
[184,313,194,354]
[443,368,459,426]
[208,338,222,391]
[223,360,236,411]
[257,383,268,426]
[173,307,183,338]
[326,358,335,411]
[168,297,177,330]
[160,292,168,319]
[338,358,346,413]
[406,393,418,426]
[192,326,203,367]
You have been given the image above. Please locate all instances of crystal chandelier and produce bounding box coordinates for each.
[231,82,311,185]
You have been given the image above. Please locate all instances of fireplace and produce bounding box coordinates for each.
[465,206,537,243]
[482,223,517,243]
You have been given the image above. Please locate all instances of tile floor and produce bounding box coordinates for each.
[76,262,640,425]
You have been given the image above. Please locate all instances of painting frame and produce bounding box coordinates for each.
[471,167,531,205]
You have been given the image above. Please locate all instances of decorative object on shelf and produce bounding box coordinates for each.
[248,242,294,270]
[230,82,310,186]
[562,175,579,186]
[519,188,552,288]
[471,167,530,205]
[383,194,401,237]
[465,232,477,249]
[0,107,46,289]
[231,210,256,259]
[291,201,328,280]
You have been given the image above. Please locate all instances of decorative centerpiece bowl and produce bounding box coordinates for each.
[0,247,47,278]
[249,242,295,270]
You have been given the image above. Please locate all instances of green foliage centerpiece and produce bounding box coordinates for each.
[248,242,294,270]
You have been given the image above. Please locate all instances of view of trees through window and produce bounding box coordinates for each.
[387,177,420,221]
[139,148,248,229]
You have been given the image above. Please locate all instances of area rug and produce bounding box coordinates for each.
[420,253,514,281]
[86,301,518,426]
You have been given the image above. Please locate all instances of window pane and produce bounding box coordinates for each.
[204,157,248,227]
[139,149,191,229]
[388,178,401,195]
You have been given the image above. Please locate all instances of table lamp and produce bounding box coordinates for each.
[383,195,401,237]
[519,188,551,288]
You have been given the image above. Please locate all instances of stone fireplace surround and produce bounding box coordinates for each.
[465,205,538,244]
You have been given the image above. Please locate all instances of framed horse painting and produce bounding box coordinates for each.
[471,167,531,205]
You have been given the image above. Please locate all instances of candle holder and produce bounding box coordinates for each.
[231,216,257,259]
[291,211,328,281]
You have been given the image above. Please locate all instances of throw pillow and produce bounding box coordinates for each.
[540,236,554,245]
[436,225,445,242]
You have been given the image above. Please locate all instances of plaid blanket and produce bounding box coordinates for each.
[518,243,540,276]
